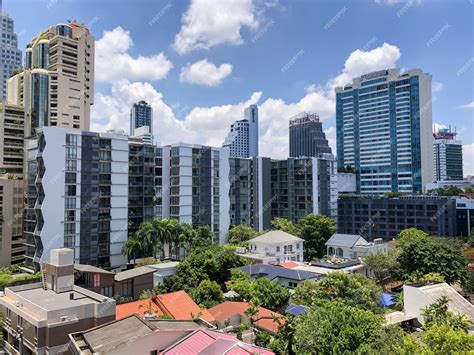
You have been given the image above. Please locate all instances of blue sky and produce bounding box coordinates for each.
[5,0,474,173]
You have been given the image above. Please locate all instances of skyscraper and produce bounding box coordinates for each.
[223,104,258,158]
[130,100,152,136]
[0,7,21,99]
[289,112,332,158]
[433,128,463,181]
[336,68,433,195]
[7,22,94,135]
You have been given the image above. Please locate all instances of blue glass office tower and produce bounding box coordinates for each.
[335,69,433,195]
[130,100,153,136]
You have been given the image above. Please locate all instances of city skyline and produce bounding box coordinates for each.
[3,0,473,175]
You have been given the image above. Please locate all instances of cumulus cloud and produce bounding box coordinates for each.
[95,27,173,83]
[173,0,258,54]
[464,143,474,176]
[92,42,402,159]
[180,59,233,86]
[458,101,474,109]
[432,81,444,93]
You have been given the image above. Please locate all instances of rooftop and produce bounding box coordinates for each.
[114,266,156,282]
[74,264,114,274]
[115,298,165,320]
[325,233,367,248]
[156,290,215,323]
[249,230,304,245]
[238,264,322,282]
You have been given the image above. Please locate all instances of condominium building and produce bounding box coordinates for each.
[0,9,22,99]
[158,143,230,244]
[24,127,128,272]
[0,176,24,266]
[289,112,332,158]
[7,22,94,135]
[336,68,433,195]
[0,248,116,355]
[433,128,463,181]
[130,100,152,136]
[223,104,258,158]
[0,101,24,175]
[229,154,338,232]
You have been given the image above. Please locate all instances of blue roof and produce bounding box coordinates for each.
[287,304,309,316]
[237,264,323,282]
[381,292,396,307]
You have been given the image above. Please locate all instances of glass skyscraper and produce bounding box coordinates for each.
[130,100,153,136]
[223,104,259,158]
[0,9,22,99]
[289,112,332,158]
[336,68,433,195]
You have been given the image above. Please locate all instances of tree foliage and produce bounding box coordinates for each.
[248,277,290,312]
[189,279,223,308]
[271,217,300,236]
[298,214,336,261]
[421,296,471,332]
[422,323,474,354]
[363,250,400,287]
[226,269,251,300]
[228,224,257,246]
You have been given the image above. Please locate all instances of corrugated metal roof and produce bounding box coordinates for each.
[249,230,304,244]
[325,233,366,248]
[238,264,322,282]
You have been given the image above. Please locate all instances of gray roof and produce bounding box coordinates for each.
[249,230,304,244]
[238,264,323,282]
[115,266,156,282]
[325,233,367,248]
[74,264,114,274]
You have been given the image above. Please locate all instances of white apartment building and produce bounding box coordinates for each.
[0,10,22,99]
[24,127,128,272]
[223,104,258,158]
[7,22,94,135]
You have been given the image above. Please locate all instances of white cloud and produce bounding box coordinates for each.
[180,59,233,86]
[173,0,258,54]
[95,27,173,83]
[433,123,447,133]
[458,101,474,109]
[432,81,444,93]
[464,143,474,176]
[92,42,402,159]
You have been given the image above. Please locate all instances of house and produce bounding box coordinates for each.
[74,264,115,298]
[116,290,215,324]
[237,264,322,289]
[69,314,274,355]
[325,233,389,260]
[146,261,180,285]
[236,230,304,264]
[277,259,370,277]
[208,301,284,335]
[0,249,116,355]
[114,266,156,303]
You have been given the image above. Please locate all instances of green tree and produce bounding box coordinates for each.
[226,269,251,300]
[190,279,224,308]
[271,217,300,236]
[254,330,272,348]
[248,277,290,312]
[421,296,471,331]
[293,299,402,354]
[363,250,400,287]
[298,214,336,261]
[293,271,382,313]
[397,228,468,284]
[122,236,144,264]
[428,186,463,196]
[422,323,474,354]
[228,224,257,245]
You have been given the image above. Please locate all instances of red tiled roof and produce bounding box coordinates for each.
[156,290,215,323]
[115,298,164,320]
[277,262,299,269]
[208,301,285,334]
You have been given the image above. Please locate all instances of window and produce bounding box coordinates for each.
[100,286,113,297]
[66,134,78,146]
[93,274,100,287]
[336,248,343,257]
[276,246,280,252]
[121,280,133,297]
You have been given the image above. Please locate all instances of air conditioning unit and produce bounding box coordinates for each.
[119,297,125,303]
[60,315,69,322]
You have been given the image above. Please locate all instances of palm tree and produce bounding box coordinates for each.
[135,222,155,257]
[153,218,172,258]
[122,237,142,264]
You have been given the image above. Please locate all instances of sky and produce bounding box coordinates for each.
[4,0,474,174]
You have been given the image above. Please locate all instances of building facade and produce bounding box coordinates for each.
[0,10,22,99]
[455,197,474,238]
[223,104,258,158]
[337,196,457,241]
[7,22,94,135]
[130,100,152,136]
[289,112,332,158]
[24,127,128,272]
[0,101,24,175]
[433,129,463,181]
[0,177,24,266]
[336,68,433,195]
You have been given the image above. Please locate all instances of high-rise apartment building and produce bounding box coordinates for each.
[433,128,463,181]
[0,9,22,99]
[0,101,24,175]
[0,176,24,266]
[7,22,94,135]
[24,127,128,272]
[336,68,433,195]
[130,100,152,136]
[289,112,332,158]
[223,104,258,158]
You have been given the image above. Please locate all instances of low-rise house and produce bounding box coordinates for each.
[114,266,156,304]
[236,230,304,264]
[146,261,180,285]
[116,290,215,324]
[325,233,389,260]
[237,264,322,289]
[69,314,274,354]
[278,259,370,277]
[74,264,115,298]
[208,301,284,335]
[0,249,115,355]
